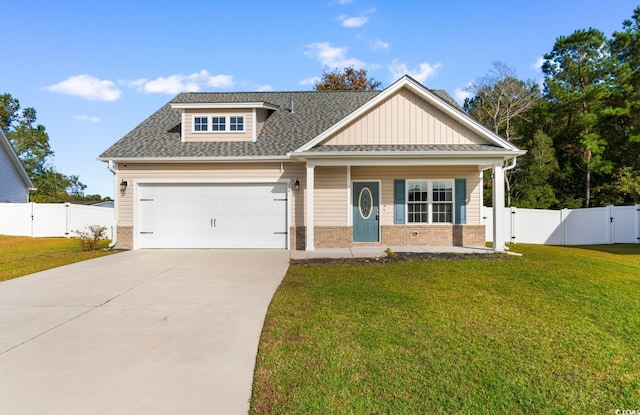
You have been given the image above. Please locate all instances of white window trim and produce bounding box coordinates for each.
[405,178,455,225]
[192,116,209,132]
[191,115,245,133]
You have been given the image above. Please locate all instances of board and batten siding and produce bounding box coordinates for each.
[322,88,485,146]
[0,143,29,203]
[314,166,348,226]
[182,108,255,142]
[351,166,482,225]
[116,162,305,227]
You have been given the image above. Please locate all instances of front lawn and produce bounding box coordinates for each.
[0,235,116,282]
[251,244,640,414]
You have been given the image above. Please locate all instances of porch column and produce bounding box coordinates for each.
[306,163,315,251]
[492,163,506,252]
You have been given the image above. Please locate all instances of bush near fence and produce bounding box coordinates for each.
[483,205,640,245]
[0,202,114,239]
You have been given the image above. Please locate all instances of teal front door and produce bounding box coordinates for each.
[353,182,379,242]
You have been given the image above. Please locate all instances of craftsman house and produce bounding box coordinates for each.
[99,75,523,251]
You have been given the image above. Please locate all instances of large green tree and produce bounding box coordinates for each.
[605,7,640,204]
[464,62,550,207]
[542,28,613,207]
[0,93,89,202]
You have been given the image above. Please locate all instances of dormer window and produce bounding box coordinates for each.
[194,117,208,131]
[230,116,244,131]
[212,117,226,131]
[192,115,245,133]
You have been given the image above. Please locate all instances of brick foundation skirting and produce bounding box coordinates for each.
[122,224,485,250]
[381,225,485,247]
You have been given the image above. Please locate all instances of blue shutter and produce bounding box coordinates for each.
[455,179,466,224]
[394,179,405,224]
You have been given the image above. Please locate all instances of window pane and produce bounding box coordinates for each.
[433,181,452,202]
[212,117,226,131]
[432,203,453,223]
[230,116,244,131]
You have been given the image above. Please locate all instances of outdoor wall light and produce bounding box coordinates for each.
[120,180,128,192]
[294,179,301,191]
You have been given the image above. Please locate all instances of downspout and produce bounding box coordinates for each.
[502,157,518,249]
[107,160,118,249]
[503,157,517,172]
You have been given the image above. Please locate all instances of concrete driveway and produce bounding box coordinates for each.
[0,250,290,415]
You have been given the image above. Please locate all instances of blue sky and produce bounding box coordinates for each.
[2,0,638,198]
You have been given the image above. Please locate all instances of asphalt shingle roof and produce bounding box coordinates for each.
[99,89,463,159]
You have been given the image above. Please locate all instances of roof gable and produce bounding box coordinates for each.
[295,75,519,153]
[319,87,486,147]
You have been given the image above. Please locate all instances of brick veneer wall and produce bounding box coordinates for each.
[381,225,485,247]
[115,226,133,250]
[314,226,352,248]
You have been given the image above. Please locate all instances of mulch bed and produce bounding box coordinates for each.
[290,251,505,265]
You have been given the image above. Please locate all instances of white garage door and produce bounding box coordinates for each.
[136,183,288,249]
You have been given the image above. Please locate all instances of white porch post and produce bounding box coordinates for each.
[493,163,506,252]
[306,163,315,251]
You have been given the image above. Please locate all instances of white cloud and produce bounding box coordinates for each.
[127,70,234,94]
[532,56,545,72]
[370,39,389,51]
[45,75,121,101]
[338,15,368,28]
[75,114,101,123]
[300,76,321,86]
[257,85,273,92]
[337,0,353,4]
[454,88,473,104]
[304,42,364,68]
[388,60,442,83]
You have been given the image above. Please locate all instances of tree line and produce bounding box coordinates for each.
[0,94,108,203]
[465,7,640,208]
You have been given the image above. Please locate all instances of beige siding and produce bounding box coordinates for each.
[351,165,482,225]
[314,166,348,226]
[182,109,254,142]
[116,162,305,227]
[323,88,485,146]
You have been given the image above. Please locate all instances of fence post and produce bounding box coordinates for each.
[560,208,568,245]
[510,206,517,244]
[64,202,70,238]
[608,205,614,244]
[637,204,640,244]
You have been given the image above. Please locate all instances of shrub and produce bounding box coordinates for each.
[75,225,108,251]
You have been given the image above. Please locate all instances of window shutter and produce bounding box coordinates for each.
[394,179,406,224]
[455,179,466,224]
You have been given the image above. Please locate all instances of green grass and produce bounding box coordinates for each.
[0,235,117,282]
[251,244,640,414]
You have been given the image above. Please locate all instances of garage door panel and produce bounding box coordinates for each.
[137,183,287,249]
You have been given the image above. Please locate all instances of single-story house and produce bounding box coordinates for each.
[99,75,524,252]
[0,129,34,203]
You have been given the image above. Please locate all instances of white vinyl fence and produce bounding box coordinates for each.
[483,205,640,245]
[0,203,114,239]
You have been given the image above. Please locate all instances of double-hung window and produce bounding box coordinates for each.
[405,179,454,224]
[431,181,453,223]
[407,180,429,223]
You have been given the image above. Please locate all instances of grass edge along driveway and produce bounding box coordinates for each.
[251,244,640,414]
[0,235,117,282]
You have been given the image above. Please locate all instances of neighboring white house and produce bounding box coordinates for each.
[0,129,34,203]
